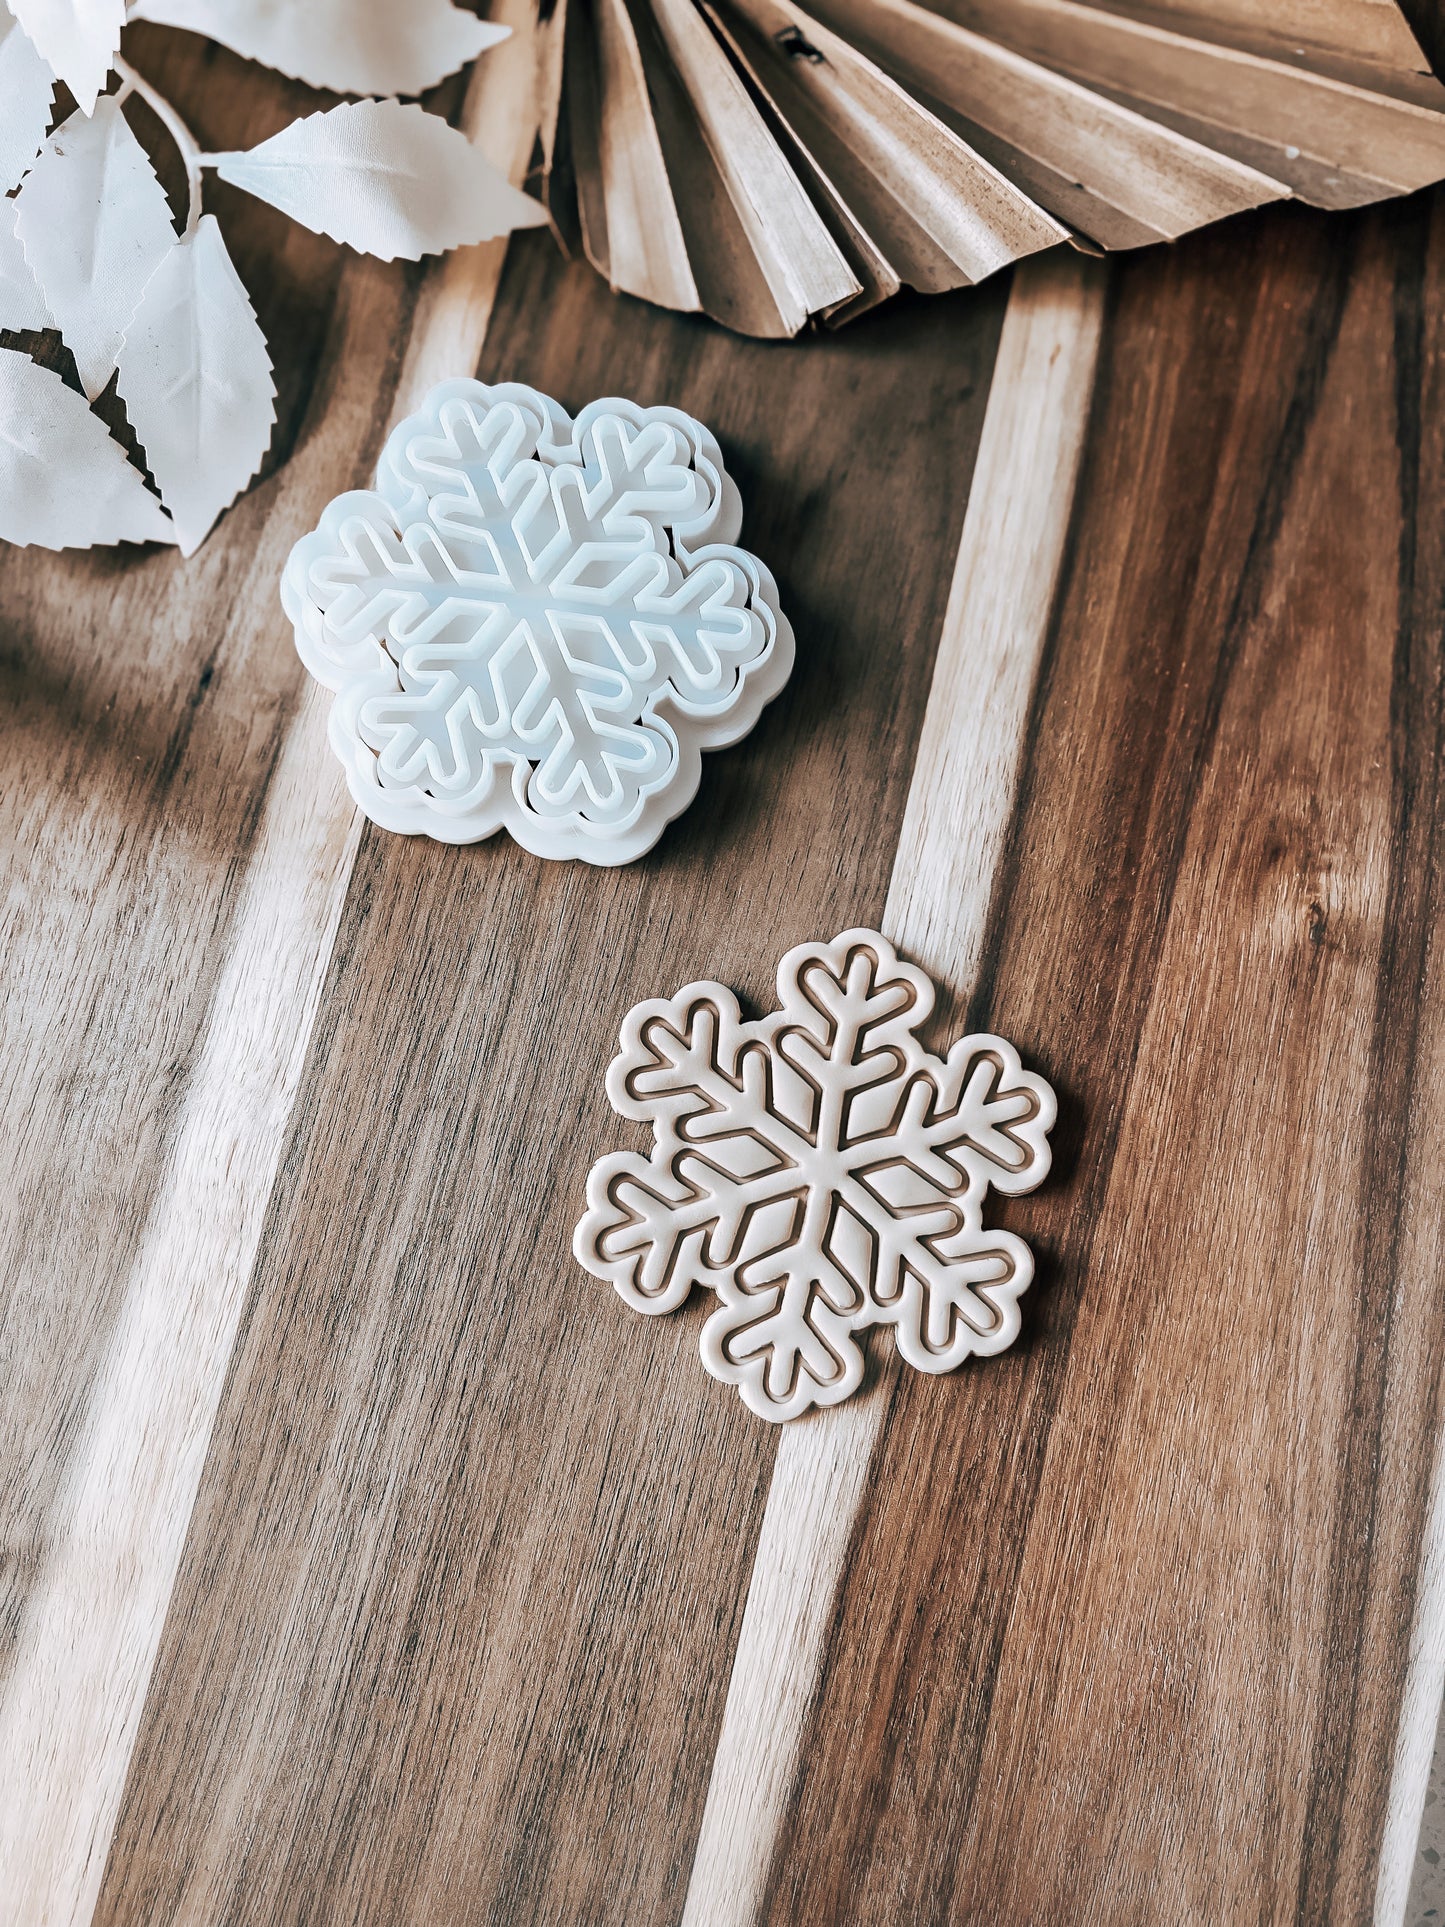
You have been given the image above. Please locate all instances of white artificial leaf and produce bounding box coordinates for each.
[0,4,54,192]
[212,99,548,263]
[16,97,178,400]
[0,200,49,329]
[9,0,122,115]
[115,215,276,555]
[129,0,508,98]
[0,348,175,548]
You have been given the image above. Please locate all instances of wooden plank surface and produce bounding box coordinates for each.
[0,20,535,1925]
[683,250,1107,1927]
[768,192,1445,1926]
[90,222,1011,1927]
[0,45,1443,1925]
[0,25,408,1917]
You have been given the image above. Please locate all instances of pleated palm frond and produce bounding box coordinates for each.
[522,0,1445,333]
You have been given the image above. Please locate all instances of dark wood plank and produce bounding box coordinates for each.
[768,191,1445,1926]
[92,237,1009,1926]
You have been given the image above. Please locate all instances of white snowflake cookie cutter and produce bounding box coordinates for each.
[281,378,794,863]
[575,929,1057,1422]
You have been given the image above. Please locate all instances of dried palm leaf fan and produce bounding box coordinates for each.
[523,0,1445,334]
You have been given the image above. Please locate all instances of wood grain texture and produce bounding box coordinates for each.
[762,192,1445,1926]
[4,80,1444,1927]
[1379,1423,1445,1924]
[0,66,406,1927]
[89,242,1010,1927]
[682,248,1106,1927]
[0,21,531,1921]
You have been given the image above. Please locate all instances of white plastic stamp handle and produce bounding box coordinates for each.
[282,378,794,864]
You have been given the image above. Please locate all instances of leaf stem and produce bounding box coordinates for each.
[114,57,204,240]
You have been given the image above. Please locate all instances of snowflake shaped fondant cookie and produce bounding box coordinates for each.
[282,379,793,863]
[575,930,1057,1421]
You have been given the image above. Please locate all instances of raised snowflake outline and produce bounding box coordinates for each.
[575,929,1057,1421]
[281,378,793,864]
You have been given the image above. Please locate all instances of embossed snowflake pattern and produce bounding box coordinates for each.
[282,378,793,863]
[575,929,1057,1421]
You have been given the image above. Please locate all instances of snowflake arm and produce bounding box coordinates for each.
[701,1247,870,1421]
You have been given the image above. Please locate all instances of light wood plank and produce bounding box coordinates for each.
[681,248,1105,1927]
[90,243,1011,1927]
[0,17,537,1920]
[1378,1429,1445,1924]
[0,689,361,1927]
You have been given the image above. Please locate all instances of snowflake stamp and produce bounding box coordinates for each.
[575,929,1057,1421]
[281,378,793,864]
